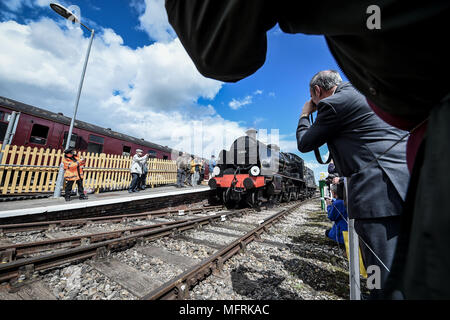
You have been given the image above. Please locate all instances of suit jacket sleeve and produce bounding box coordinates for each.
[165,0,277,82]
[296,102,340,153]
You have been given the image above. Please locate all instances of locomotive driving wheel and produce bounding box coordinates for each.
[283,191,290,203]
[223,188,238,209]
[274,193,283,204]
[251,190,262,211]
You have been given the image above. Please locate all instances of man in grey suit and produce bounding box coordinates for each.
[296,70,410,297]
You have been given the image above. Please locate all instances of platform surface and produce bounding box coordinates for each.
[0,185,210,219]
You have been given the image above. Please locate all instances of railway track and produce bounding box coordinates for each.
[0,198,317,300]
[143,200,310,300]
[0,205,223,234]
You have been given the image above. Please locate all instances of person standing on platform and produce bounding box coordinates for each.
[199,159,205,184]
[129,149,148,193]
[209,155,216,179]
[176,151,186,188]
[183,153,191,186]
[296,70,409,298]
[189,155,197,187]
[139,156,149,190]
[63,148,88,201]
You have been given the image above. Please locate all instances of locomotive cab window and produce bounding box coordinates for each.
[163,155,168,160]
[29,124,49,145]
[63,132,78,148]
[87,134,104,154]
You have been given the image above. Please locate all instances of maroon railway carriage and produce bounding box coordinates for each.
[0,96,173,159]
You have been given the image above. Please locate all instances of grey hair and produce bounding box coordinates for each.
[310,70,342,91]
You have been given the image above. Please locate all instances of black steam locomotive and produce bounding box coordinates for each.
[208,129,316,209]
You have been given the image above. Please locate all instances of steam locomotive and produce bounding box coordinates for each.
[208,129,316,209]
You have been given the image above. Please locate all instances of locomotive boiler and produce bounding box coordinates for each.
[208,129,316,209]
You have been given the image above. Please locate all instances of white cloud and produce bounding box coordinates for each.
[0,18,222,110]
[0,17,287,160]
[229,95,252,110]
[0,18,224,146]
[278,140,298,153]
[305,161,329,184]
[102,28,124,46]
[3,0,52,12]
[34,0,52,7]
[254,89,263,95]
[304,162,322,170]
[322,151,330,162]
[135,0,176,42]
[0,8,297,160]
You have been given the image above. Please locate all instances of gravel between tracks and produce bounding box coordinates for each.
[190,200,350,300]
[3,199,351,300]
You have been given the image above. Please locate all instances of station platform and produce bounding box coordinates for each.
[0,185,211,224]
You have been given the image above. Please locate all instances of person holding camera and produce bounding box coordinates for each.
[128,149,148,193]
[296,70,409,298]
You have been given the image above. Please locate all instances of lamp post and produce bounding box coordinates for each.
[51,3,95,198]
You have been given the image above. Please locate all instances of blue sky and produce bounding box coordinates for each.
[0,0,346,182]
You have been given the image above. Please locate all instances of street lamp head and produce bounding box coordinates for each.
[50,3,80,23]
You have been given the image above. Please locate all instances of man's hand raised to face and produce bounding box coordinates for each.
[301,99,317,118]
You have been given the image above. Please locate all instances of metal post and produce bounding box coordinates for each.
[0,111,20,163]
[344,177,361,300]
[53,28,95,198]
[7,112,20,145]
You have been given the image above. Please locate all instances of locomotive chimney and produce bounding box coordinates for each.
[245,128,257,139]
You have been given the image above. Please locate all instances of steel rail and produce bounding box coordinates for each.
[141,199,312,300]
[0,205,223,234]
[0,208,232,261]
[0,208,255,282]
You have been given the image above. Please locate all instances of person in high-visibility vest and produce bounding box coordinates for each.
[63,148,88,201]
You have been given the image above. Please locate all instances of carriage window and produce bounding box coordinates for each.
[147,150,157,158]
[0,111,11,123]
[87,134,104,154]
[63,132,78,148]
[122,145,131,156]
[87,142,103,154]
[89,134,104,144]
[29,124,49,145]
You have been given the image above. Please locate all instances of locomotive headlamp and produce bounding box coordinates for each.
[250,166,260,176]
[213,166,221,176]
